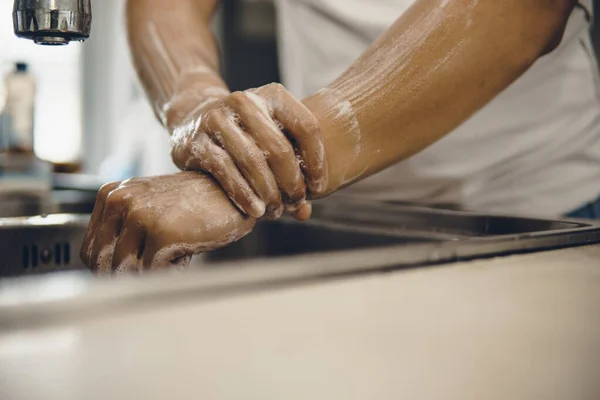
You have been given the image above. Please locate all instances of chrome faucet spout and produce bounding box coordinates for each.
[13,0,92,46]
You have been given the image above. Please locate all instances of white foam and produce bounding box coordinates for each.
[95,240,117,275]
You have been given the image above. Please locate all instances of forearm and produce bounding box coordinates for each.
[126,0,227,130]
[126,0,324,220]
[303,0,577,196]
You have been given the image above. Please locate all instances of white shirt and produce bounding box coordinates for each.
[276,0,600,217]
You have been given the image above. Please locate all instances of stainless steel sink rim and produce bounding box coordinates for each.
[1,201,599,276]
[1,200,600,329]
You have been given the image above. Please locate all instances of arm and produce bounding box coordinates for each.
[81,0,324,273]
[126,0,224,129]
[303,0,578,194]
[83,0,578,273]
[127,0,326,221]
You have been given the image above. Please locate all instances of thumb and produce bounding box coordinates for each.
[289,202,312,221]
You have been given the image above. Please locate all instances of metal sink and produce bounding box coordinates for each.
[308,201,588,238]
[0,211,435,277]
[205,219,439,264]
[1,200,600,278]
[0,214,87,277]
[202,201,600,266]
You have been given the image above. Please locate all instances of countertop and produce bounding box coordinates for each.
[1,243,599,399]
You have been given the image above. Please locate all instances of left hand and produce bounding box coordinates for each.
[169,83,328,221]
[80,172,256,275]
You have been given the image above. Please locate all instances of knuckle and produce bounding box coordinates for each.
[228,91,247,105]
[202,108,222,129]
[120,177,148,187]
[104,190,129,214]
[210,113,231,134]
[266,82,284,92]
[120,178,136,187]
[206,108,223,122]
[97,181,120,200]
[124,209,149,230]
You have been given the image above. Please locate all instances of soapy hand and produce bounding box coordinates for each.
[80,172,256,275]
[168,83,328,221]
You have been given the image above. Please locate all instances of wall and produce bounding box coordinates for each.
[81,0,138,173]
[0,0,82,164]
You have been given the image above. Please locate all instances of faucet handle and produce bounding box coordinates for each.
[13,0,92,46]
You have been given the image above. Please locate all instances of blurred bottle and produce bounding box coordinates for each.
[2,62,36,153]
[0,62,53,217]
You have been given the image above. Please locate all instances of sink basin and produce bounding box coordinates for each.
[205,219,438,264]
[203,201,600,266]
[0,213,433,277]
[1,200,600,278]
[310,201,589,239]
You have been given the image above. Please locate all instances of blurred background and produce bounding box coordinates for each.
[0,0,599,179]
[0,0,280,180]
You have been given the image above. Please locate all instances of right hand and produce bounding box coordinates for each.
[80,172,256,275]
[167,83,328,221]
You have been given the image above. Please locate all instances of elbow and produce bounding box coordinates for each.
[489,0,578,89]
[528,0,579,57]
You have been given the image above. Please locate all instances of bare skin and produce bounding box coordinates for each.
[169,83,327,220]
[81,172,256,274]
[125,0,326,220]
[82,0,578,274]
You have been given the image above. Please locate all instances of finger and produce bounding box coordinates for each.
[140,230,189,270]
[189,134,266,218]
[142,241,193,271]
[258,84,328,196]
[80,181,120,266]
[111,219,146,274]
[203,108,283,218]
[288,201,312,222]
[203,144,269,219]
[90,216,121,275]
[89,190,129,274]
[227,91,307,207]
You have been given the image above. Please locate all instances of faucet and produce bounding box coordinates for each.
[13,0,92,46]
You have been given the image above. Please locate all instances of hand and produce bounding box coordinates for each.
[80,172,256,275]
[168,83,328,221]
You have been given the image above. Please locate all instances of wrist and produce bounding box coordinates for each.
[167,90,231,171]
[164,87,230,132]
[303,87,365,197]
[161,68,230,129]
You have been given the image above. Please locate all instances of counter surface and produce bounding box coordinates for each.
[1,244,599,400]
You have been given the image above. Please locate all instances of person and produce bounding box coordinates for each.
[81,0,600,274]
